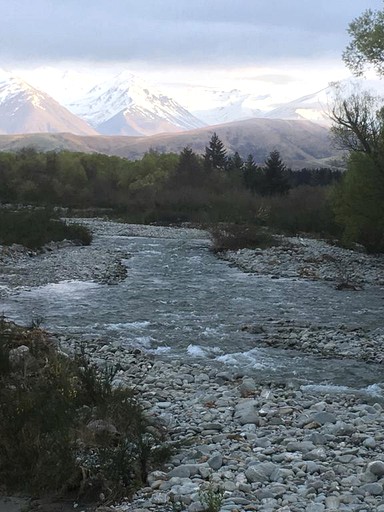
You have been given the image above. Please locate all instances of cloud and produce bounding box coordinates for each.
[1,0,383,67]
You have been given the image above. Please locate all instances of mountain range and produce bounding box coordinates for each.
[0,69,338,137]
[0,69,348,167]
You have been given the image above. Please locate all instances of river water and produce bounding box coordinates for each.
[1,225,384,395]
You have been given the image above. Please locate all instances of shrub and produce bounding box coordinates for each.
[0,208,92,249]
[209,224,277,252]
[263,185,340,237]
[0,319,169,502]
[199,482,225,512]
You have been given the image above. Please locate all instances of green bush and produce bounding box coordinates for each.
[209,224,277,252]
[263,185,340,237]
[0,319,169,501]
[332,153,384,253]
[0,208,92,249]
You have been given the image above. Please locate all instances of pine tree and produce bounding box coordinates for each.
[204,132,227,171]
[177,146,202,175]
[226,151,244,173]
[263,150,290,195]
[243,154,262,192]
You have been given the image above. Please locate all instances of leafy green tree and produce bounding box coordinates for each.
[333,152,384,252]
[262,150,290,195]
[204,132,227,171]
[343,7,384,76]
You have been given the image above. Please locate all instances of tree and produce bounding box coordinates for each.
[343,7,384,77]
[204,132,227,171]
[226,151,244,173]
[329,85,384,158]
[243,154,261,192]
[171,146,203,187]
[177,146,202,175]
[330,7,384,252]
[262,150,290,195]
[332,152,384,252]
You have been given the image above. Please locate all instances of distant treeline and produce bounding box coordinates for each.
[0,135,346,242]
[0,140,340,209]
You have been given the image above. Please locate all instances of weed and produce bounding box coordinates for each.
[199,482,225,512]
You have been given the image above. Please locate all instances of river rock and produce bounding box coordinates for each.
[245,462,278,483]
[367,460,384,477]
[234,400,260,425]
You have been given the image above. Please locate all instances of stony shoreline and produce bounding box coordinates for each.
[57,336,384,512]
[1,219,384,511]
[219,236,384,288]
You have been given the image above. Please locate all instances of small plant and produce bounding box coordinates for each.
[199,482,225,512]
[29,315,44,330]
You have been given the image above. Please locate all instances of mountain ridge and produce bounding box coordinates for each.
[69,72,206,136]
[0,118,344,169]
[0,71,98,136]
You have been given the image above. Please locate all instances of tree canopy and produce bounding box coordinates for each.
[343,7,384,76]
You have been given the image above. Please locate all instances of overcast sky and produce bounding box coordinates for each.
[1,0,383,107]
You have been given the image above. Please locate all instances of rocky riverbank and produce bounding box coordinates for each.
[220,236,384,288]
[55,336,384,512]
[1,219,384,511]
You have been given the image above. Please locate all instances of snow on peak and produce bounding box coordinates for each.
[69,71,205,132]
[0,70,52,111]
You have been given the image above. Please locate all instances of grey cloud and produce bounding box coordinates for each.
[0,0,382,66]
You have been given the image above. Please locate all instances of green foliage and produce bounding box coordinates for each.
[0,319,169,500]
[0,208,92,249]
[262,150,290,196]
[343,7,384,77]
[264,186,340,236]
[204,132,227,171]
[243,154,262,192]
[226,151,244,173]
[199,482,225,512]
[0,143,342,241]
[332,152,384,252]
[209,224,277,252]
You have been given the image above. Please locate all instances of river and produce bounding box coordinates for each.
[1,222,383,395]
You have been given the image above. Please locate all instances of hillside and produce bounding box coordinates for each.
[0,118,343,169]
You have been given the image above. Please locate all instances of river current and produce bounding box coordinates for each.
[2,225,384,395]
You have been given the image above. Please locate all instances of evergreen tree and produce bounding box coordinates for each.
[172,146,203,187]
[204,132,227,171]
[177,146,202,175]
[263,150,290,195]
[243,154,262,192]
[226,151,244,173]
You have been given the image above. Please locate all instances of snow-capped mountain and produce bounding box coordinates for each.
[69,72,206,136]
[0,70,98,136]
[264,88,337,125]
[190,88,269,125]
